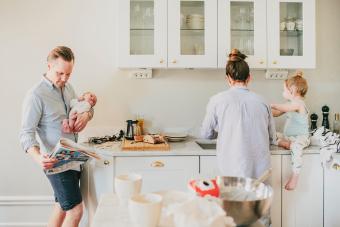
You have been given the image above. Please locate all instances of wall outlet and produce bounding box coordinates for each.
[129,68,153,79]
[265,70,288,80]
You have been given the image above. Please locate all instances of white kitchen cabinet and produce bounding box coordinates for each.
[115,156,199,192]
[218,0,267,68]
[270,155,282,227]
[167,0,217,68]
[118,0,167,68]
[324,166,340,227]
[199,155,221,177]
[118,0,217,68]
[281,154,323,227]
[84,155,114,226]
[267,0,315,68]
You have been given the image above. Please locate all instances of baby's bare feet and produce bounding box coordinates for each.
[278,139,291,150]
[285,173,299,190]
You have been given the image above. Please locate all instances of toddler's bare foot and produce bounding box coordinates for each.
[278,139,291,150]
[285,173,299,190]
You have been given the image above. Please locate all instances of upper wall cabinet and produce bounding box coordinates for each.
[118,0,217,68]
[118,0,167,68]
[267,0,316,69]
[218,0,267,68]
[167,0,217,68]
[118,0,315,69]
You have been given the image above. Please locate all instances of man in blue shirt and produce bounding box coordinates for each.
[20,46,94,227]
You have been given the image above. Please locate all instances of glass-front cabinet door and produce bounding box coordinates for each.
[218,0,267,69]
[168,0,217,68]
[267,0,315,68]
[118,0,167,68]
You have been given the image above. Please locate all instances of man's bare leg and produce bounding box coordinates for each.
[48,203,66,227]
[61,202,83,227]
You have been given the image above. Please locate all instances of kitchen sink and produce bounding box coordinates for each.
[195,140,216,150]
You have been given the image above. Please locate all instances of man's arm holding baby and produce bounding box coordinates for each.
[73,108,94,132]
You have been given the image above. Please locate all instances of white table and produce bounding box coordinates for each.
[91,193,265,227]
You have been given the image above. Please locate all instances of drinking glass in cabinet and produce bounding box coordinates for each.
[280,2,303,56]
[180,0,205,55]
[230,2,254,55]
[130,0,155,55]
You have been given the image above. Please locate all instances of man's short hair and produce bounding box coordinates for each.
[47,46,75,62]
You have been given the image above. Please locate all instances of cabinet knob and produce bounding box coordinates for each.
[160,59,164,64]
[172,60,177,64]
[151,160,165,168]
[259,60,264,64]
[272,61,277,65]
[103,160,110,166]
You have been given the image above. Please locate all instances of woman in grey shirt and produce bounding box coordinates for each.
[201,49,276,179]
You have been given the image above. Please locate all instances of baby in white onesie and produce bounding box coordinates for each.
[62,92,97,133]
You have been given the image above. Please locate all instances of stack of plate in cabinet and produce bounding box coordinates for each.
[164,132,188,142]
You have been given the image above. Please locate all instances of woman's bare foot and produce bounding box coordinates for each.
[285,173,299,190]
[278,139,291,150]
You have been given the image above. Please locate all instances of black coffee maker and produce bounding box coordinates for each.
[125,120,138,140]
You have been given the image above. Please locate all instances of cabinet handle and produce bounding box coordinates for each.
[259,60,264,64]
[103,160,110,166]
[172,60,177,64]
[272,61,277,64]
[150,161,165,168]
[160,59,164,64]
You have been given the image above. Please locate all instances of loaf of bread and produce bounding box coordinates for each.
[143,134,166,144]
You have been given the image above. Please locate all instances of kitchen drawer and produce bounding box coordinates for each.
[115,156,199,192]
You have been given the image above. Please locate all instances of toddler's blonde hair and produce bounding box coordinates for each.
[285,71,308,97]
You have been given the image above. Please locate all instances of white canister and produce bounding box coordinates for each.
[286,21,295,31]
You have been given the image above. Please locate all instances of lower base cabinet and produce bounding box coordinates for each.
[324,167,340,227]
[282,154,323,227]
[115,156,199,192]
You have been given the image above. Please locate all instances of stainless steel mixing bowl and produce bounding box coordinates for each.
[217,176,273,226]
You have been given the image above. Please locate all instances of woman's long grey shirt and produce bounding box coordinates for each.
[201,87,277,179]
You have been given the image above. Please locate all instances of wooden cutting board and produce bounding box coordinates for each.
[121,139,170,151]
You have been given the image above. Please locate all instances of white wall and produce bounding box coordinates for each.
[0,0,339,223]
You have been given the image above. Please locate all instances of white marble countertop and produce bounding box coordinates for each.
[91,193,265,227]
[86,139,321,157]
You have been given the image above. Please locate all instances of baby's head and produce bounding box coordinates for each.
[283,71,308,99]
[82,92,97,107]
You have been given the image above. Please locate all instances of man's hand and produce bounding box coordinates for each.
[73,112,90,132]
[40,154,58,170]
[28,147,58,170]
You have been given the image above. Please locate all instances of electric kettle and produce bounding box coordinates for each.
[126,120,138,140]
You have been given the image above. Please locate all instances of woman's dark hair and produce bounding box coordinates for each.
[226,48,249,82]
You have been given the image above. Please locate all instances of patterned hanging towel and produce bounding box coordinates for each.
[310,126,340,171]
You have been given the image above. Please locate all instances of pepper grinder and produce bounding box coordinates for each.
[310,113,318,131]
[322,105,330,129]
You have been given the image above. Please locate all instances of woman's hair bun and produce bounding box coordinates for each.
[228,48,247,62]
[295,70,304,77]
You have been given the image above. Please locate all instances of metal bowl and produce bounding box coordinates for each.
[217,176,273,226]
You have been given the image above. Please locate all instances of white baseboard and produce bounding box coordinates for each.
[0,196,54,225]
[0,222,47,227]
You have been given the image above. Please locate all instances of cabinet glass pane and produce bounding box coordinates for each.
[180,1,205,55]
[280,2,303,56]
[230,2,254,56]
[130,0,154,55]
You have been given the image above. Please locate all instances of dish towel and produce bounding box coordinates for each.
[162,196,235,227]
[311,127,340,170]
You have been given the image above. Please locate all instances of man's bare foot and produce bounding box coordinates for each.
[285,173,299,190]
[278,139,291,150]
